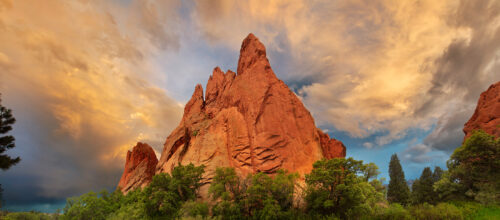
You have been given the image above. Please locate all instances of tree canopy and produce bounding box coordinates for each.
[305,157,385,219]
[436,130,500,204]
[412,167,436,204]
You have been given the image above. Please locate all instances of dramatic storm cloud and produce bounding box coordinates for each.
[0,0,183,207]
[191,0,499,154]
[0,0,498,211]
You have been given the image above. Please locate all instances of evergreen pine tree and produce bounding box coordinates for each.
[412,167,434,204]
[431,166,444,203]
[0,94,20,170]
[432,166,443,183]
[387,154,410,205]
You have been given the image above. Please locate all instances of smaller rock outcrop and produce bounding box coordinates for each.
[117,142,158,193]
[464,81,500,140]
[318,129,346,159]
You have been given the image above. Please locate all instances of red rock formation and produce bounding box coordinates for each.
[318,129,347,159]
[150,33,345,197]
[118,142,158,193]
[464,81,500,140]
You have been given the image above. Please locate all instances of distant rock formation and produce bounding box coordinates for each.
[464,81,500,140]
[117,142,158,193]
[118,34,346,196]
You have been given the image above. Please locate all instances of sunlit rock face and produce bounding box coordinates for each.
[119,34,346,196]
[117,142,158,193]
[464,81,500,140]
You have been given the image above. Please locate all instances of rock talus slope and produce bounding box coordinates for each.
[464,81,500,140]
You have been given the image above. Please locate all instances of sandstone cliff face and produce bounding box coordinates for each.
[118,142,158,193]
[464,81,500,140]
[153,34,345,196]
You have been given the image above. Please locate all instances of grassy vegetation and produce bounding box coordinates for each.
[2,203,499,219]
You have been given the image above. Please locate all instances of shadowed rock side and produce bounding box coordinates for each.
[464,81,500,140]
[118,142,158,193]
[149,34,345,198]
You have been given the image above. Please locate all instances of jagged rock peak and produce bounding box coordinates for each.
[205,67,235,105]
[120,33,346,197]
[464,81,500,140]
[237,33,272,75]
[117,142,158,193]
[184,84,205,118]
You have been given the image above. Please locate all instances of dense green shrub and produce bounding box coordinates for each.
[61,163,205,220]
[209,168,299,220]
[4,211,59,220]
[142,163,205,218]
[371,203,412,220]
[179,200,209,219]
[63,190,117,220]
[304,157,385,219]
[410,203,463,220]
[442,130,500,204]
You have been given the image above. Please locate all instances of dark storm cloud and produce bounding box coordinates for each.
[416,0,500,155]
[423,108,472,151]
[0,0,183,206]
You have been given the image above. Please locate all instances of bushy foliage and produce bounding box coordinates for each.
[370,201,500,220]
[372,203,412,220]
[304,157,385,219]
[409,203,463,219]
[143,163,205,218]
[63,190,120,220]
[209,168,299,220]
[179,200,209,219]
[3,211,60,220]
[441,130,500,204]
[61,163,205,220]
[387,154,410,205]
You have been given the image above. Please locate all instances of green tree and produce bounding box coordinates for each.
[446,130,500,204]
[0,95,19,209]
[433,171,464,202]
[62,163,205,219]
[209,167,298,220]
[364,162,381,181]
[387,154,410,205]
[209,167,246,219]
[179,200,209,219]
[304,157,384,219]
[143,163,205,218]
[0,95,20,170]
[432,166,444,183]
[412,167,434,204]
[63,190,115,220]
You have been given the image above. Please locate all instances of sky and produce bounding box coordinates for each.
[0,0,499,213]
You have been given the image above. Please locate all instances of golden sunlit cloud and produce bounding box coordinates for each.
[191,0,498,147]
[1,0,499,203]
[0,0,182,196]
